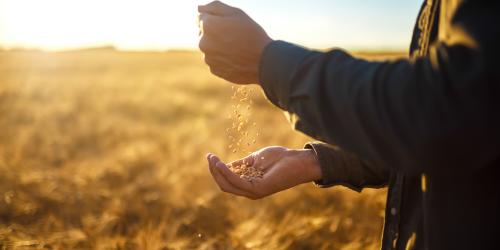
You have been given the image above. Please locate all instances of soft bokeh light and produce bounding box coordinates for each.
[0,0,421,51]
[0,0,201,50]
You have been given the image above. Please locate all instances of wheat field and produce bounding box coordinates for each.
[0,48,401,250]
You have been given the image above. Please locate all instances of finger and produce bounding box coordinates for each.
[207,154,258,199]
[215,162,266,199]
[209,64,253,84]
[203,54,232,69]
[203,55,243,82]
[211,155,259,193]
[228,153,255,168]
[213,165,258,199]
[198,14,224,36]
[198,35,215,53]
[203,56,236,80]
[198,1,237,16]
[199,35,228,57]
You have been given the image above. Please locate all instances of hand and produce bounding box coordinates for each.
[206,146,322,200]
[198,1,273,84]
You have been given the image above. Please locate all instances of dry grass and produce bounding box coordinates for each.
[0,49,402,250]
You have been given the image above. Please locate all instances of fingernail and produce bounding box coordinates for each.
[212,155,220,162]
[216,162,225,169]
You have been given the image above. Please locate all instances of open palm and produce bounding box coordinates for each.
[206,146,321,200]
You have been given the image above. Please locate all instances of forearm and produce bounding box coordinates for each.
[259,2,500,174]
[199,0,500,174]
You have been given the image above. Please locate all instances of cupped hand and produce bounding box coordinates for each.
[206,146,322,200]
[198,1,273,84]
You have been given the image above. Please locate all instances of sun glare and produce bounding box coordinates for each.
[0,0,421,51]
[0,0,202,51]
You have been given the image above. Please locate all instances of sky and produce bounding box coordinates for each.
[0,0,422,51]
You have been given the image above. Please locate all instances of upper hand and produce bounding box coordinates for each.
[198,1,273,84]
[206,146,322,200]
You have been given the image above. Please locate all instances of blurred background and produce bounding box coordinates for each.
[0,0,419,249]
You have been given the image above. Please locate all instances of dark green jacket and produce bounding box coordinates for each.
[259,0,500,249]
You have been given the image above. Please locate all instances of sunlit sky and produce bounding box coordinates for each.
[0,0,422,51]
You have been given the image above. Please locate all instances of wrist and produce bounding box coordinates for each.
[257,38,275,85]
[294,149,322,182]
[254,37,274,84]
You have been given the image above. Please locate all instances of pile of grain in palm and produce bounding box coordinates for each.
[228,162,264,182]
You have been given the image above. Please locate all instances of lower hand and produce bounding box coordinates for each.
[198,1,273,84]
[206,146,322,200]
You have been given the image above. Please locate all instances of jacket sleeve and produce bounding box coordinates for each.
[305,142,389,192]
[259,2,500,174]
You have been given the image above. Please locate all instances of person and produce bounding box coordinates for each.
[198,1,500,249]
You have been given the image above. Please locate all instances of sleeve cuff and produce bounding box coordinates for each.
[304,142,337,188]
[258,40,313,110]
[304,142,363,192]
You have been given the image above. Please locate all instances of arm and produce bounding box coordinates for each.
[198,2,390,198]
[306,142,389,191]
[206,143,388,200]
[198,1,500,174]
[259,2,500,173]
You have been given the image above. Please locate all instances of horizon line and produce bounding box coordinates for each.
[0,44,408,54]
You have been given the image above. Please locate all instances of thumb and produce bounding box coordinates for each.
[198,1,238,16]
